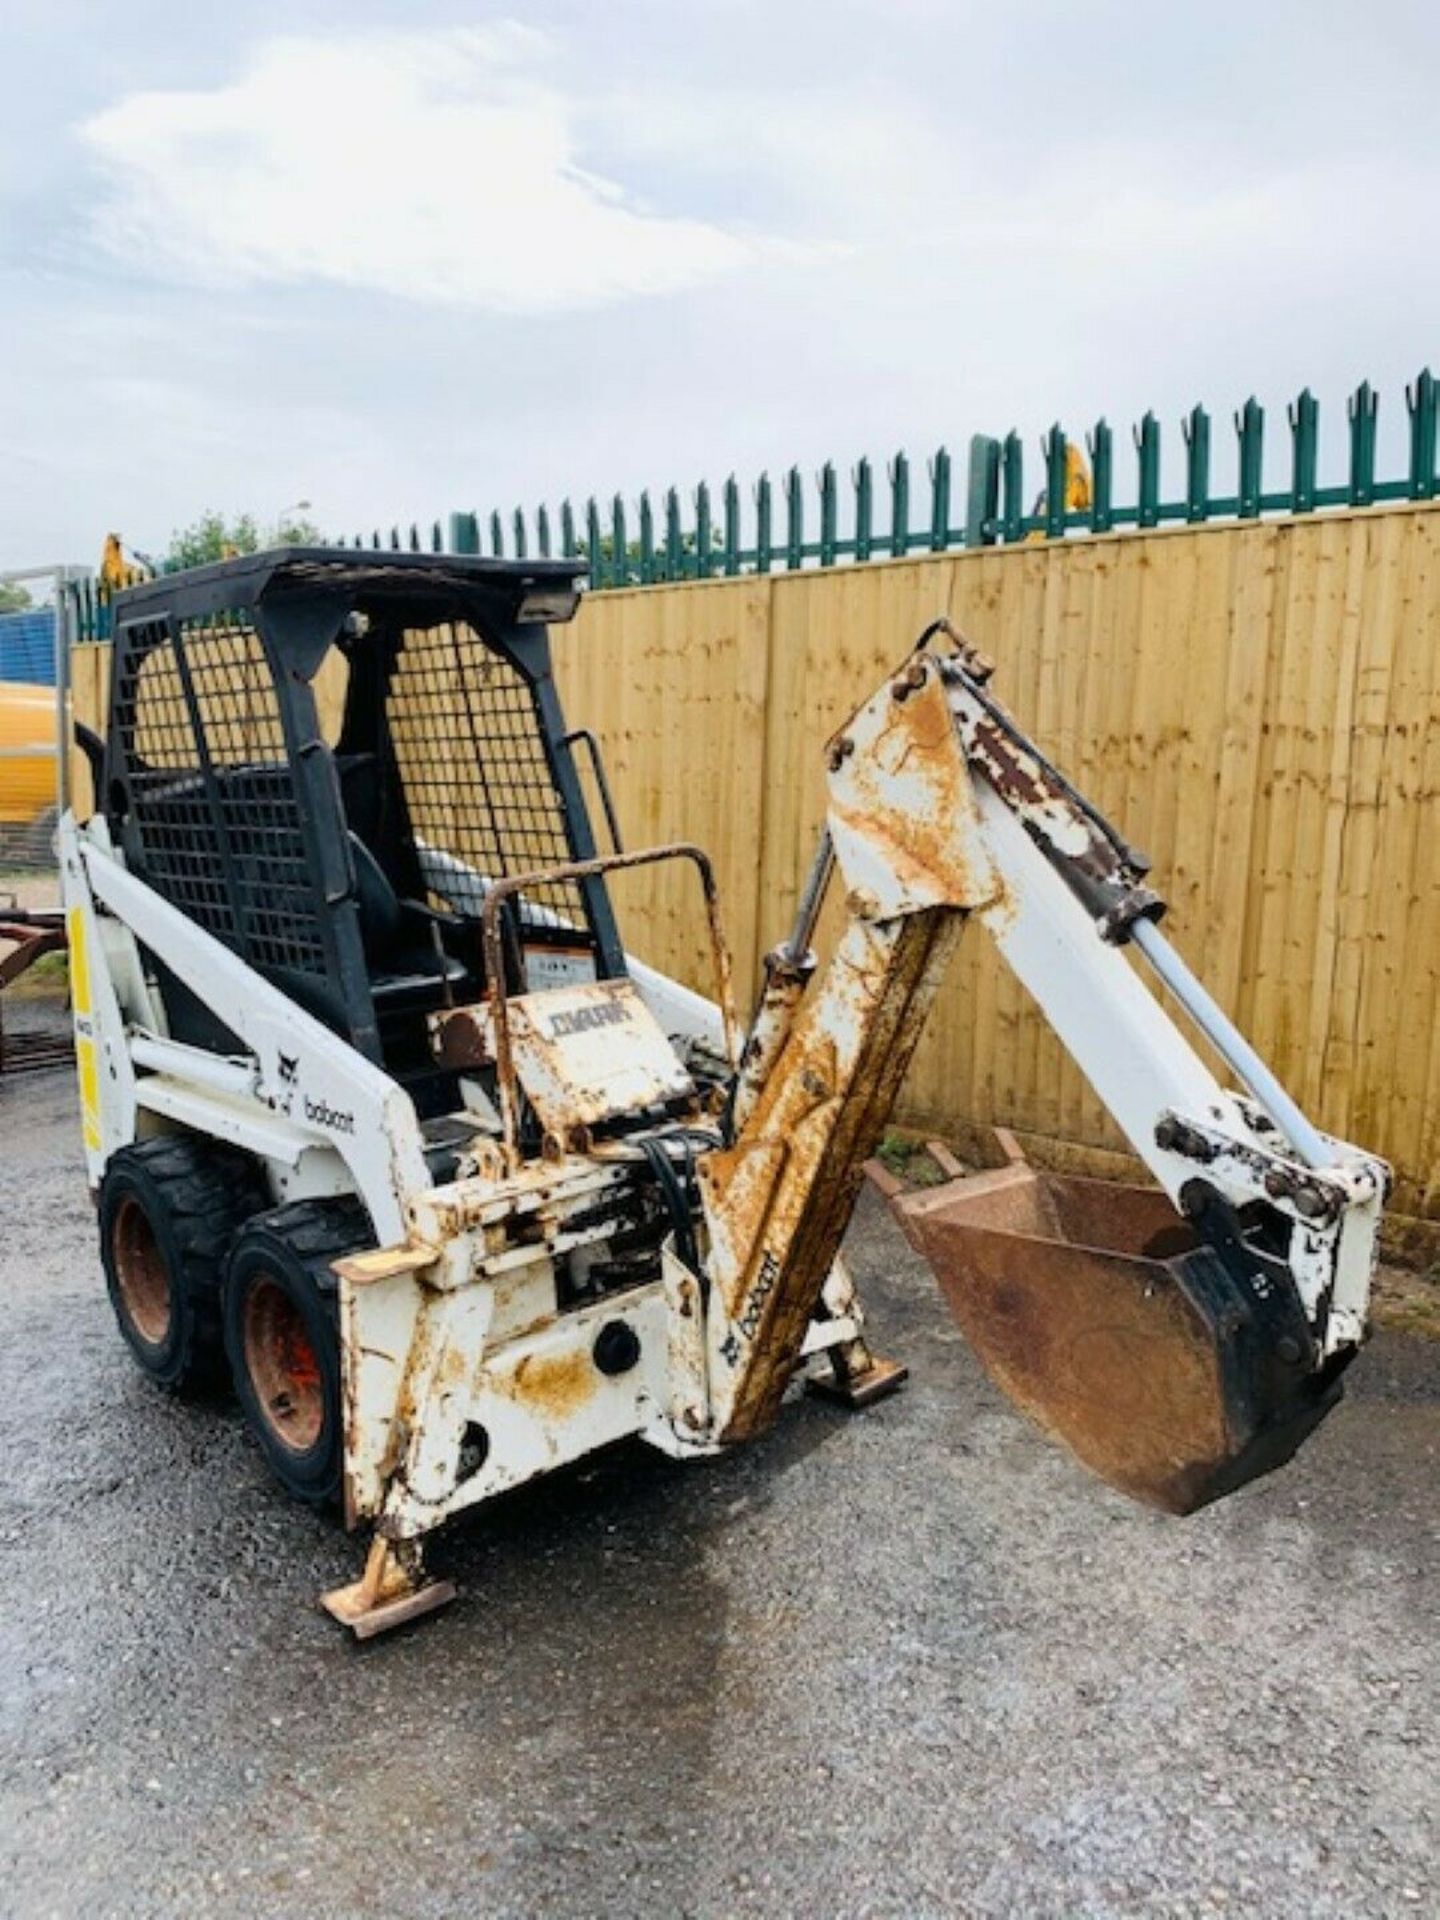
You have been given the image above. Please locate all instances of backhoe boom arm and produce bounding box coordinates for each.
[700,627,1386,1504]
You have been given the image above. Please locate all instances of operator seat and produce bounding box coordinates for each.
[348,831,468,1010]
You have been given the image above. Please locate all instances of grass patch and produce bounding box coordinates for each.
[876,1129,951,1189]
[3,948,69,999]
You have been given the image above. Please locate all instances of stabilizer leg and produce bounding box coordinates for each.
[805,1254,909,1410]
[320,1535,457,1640]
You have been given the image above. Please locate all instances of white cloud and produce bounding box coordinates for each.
[78,24,783,312]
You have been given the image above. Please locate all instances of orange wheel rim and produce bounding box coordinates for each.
[242,1274,326,1453]
[112,1195,172,1346]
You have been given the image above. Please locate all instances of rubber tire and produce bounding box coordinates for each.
[99,1136,267,1395]
[223,1200,368,1508]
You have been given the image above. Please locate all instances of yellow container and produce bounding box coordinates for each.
[0,682,57,825]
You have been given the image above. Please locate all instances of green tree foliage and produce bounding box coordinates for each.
[162,509,324,571]
[0,581,34,613]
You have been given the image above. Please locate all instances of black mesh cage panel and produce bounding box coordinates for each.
[387,621,591,934]
[114,613,328,981]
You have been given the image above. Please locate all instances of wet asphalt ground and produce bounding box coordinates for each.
[1,1038,1437,1919]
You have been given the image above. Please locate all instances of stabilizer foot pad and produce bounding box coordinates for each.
[807,1355,909,1411]
[321,1575,458,1639]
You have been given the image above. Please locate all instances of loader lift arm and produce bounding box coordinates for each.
[700,623,1387,1510]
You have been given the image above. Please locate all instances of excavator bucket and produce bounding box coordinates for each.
[884,1141,1350,1515]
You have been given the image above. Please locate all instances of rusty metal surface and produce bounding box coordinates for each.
[892,1161,1282,1513]
[496,977,695,1139]
[704,908,965,1443]
[479,841,740,1158]
[824,661,1000,922]
[0,915,69,1074]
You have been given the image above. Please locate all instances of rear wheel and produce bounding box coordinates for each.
[99,1137,266,1393]
[223,1201,368,1507]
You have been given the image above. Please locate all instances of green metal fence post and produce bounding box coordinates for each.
[1406,368,1437,499]
[560,499,578,556]
[1043,424,1067,539]
[1135,413,1160,529]
[722,476,740,576]
[536,505,552,558]
[489,511,504,557]
[854,456,875,560]
[1183,405,1211,522]
[785,467,803,570]
[695,481,713,578]
[586,498,602,586]
[1236,398,1264,519]
[449,511,480,554]
[1288,389,1318,513]
[512,509,528,560]
[1087,420,1113,533]
[889,450,910,557]
[965,434,1001,546]
[611,495,628,586]
[639,491,656,584]
[929,445,952,551]
[664,487,683,581]
[818,461,838,567]
[1000,432,1024,542]
[1347,382,1377,506]
[755,474,773,574]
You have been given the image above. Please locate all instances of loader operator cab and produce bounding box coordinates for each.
[98,551,631,1123]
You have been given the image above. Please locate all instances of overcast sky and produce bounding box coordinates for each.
[2,0,1437,569]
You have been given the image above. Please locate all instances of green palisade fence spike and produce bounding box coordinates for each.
[889,451,910,557]
[390,527,402,551]
[1347,383,1377,506]
[409,524,420,552]
[855,456,874,560]
[1183,405,1211,522]
[1288,389,1318,512]
[489,511,504,557]
[537,505,552,558]
[1001,432,1024,542]
[664,488,682,581]
[371,531,381,549]
[1406,368,1437,499]
[586,499,603,586]
[755,474,773,574]
[449,511,480,554]
[513,509,528,560]
[639,492,655,584]
[695,481,712,578]
[1087,421,1113,533]
[819,462,838,566]
[611,496,627,586]
[1236,398,1264,519]
[964,435,1000,546]
[929,446,951,551]
[561,500,577,556]
[1043,425,1067,539]
[785,467,803,569]
[431,521,442,553]
[1135,414,1160,529]
[723,477,740,576]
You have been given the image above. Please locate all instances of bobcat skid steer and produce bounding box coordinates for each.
[60,551,1388,1635]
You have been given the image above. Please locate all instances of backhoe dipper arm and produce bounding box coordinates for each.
[698,627,1386,1507]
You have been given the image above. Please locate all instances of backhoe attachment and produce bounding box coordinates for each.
[704,623,1386,1513]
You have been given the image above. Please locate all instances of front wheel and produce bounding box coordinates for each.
[99,1136,265,1394]
[223,1201,368,1507]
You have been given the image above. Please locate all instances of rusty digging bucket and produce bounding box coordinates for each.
[878,1133,1350,1516]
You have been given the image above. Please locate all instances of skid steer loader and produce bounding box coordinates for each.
[60,550,1387,1635]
